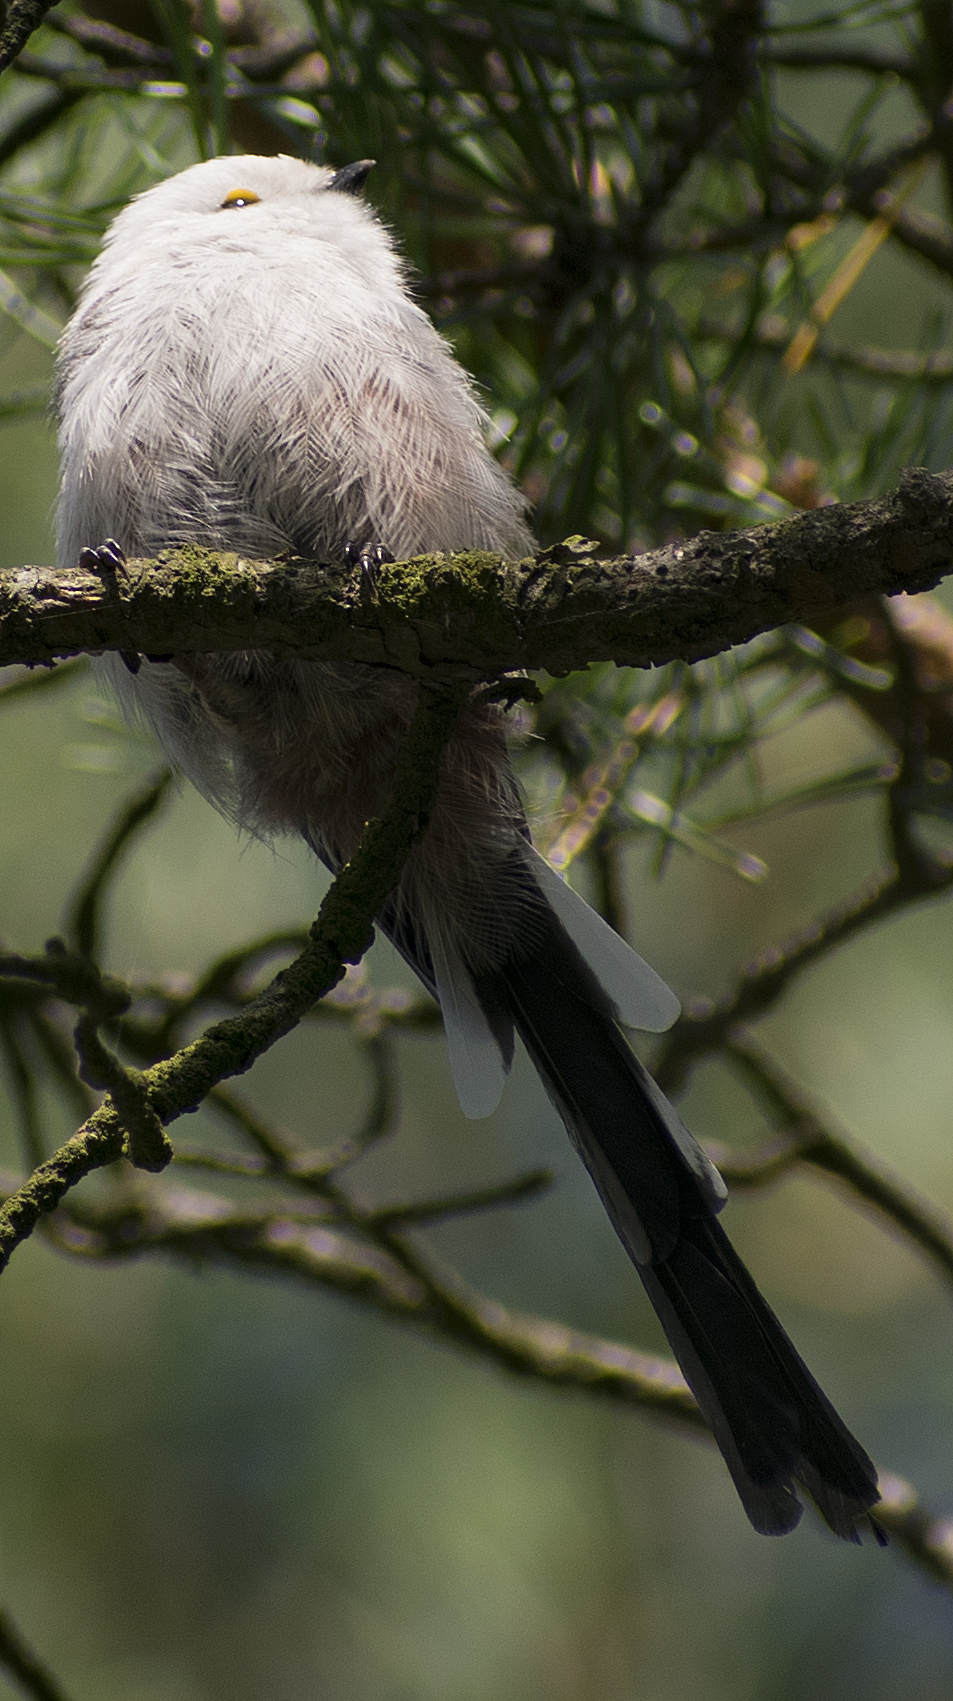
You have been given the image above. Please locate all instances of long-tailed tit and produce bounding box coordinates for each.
[55,153,880,1539]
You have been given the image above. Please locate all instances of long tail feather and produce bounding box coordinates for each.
[472,896,881,1540]
[365,840,880,1539]
[639,1218,879,1536]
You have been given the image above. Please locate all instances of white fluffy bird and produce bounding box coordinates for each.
[55,153,880,1539]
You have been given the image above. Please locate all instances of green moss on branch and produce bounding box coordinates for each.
[3,468,951,678]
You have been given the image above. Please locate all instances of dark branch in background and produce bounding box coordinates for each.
[3,467,953,678]
[655,592,953,1095]
[914,0,953,213]
[629,0,764,239]
[701,313,953,383]
[66,769,173,961]
[654,856,953,1095]
[761,44,916,77]
[763,119,953,281]
[853,193,953,282]
[716,1030,953,1291]
[0,1602,75,1701]
[0,0,60,74]
[47,11,175,66]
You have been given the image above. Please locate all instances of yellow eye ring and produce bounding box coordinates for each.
[220,189,261,209]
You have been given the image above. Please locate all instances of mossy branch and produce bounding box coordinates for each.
[0,0,60,73]
[0,677,466,1272]
[4,467,952,680]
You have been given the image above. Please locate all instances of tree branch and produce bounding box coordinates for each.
[654,856,953,1096]
[0,0,60,74]
[0,1603,75,1701]
[720,1031,953,1287]
[12,1161,952,1581]
[760,44,916,77]
[0,677,468,1272]
[701,312,953,382]
[5,468,953,679]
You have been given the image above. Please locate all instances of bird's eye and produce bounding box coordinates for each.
[220,189,261,209]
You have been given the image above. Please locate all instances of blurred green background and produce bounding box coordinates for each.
[3,0,953,1696]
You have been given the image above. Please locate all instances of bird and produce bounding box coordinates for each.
[54,151,881,1539]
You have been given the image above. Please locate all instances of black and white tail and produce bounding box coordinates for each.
[412,850,881,1539]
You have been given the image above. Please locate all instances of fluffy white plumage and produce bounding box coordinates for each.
[55,152,679,1116]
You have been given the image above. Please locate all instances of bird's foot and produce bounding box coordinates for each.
[344,540,394,605]
[79,537,129,579]
[79,539,139,671]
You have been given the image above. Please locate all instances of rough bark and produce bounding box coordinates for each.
[2,467,951,680]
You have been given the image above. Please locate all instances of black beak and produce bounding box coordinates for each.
[328,159,376,195]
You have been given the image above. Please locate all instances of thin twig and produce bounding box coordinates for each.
[720,1030,953,1290]
[0,1016,45,1170]
[0,678,468,1271]
[699,313,953,383]
[0,1604,75,1701]
[66,769,173,960]
[761,44,916,77]
[654,856,953,1093]
[367,1168,554,1228]
[875,1473,953,1589]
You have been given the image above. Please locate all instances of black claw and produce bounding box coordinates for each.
[81,540,139,668]
[344,540,394,605]
[79,538,129,578]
